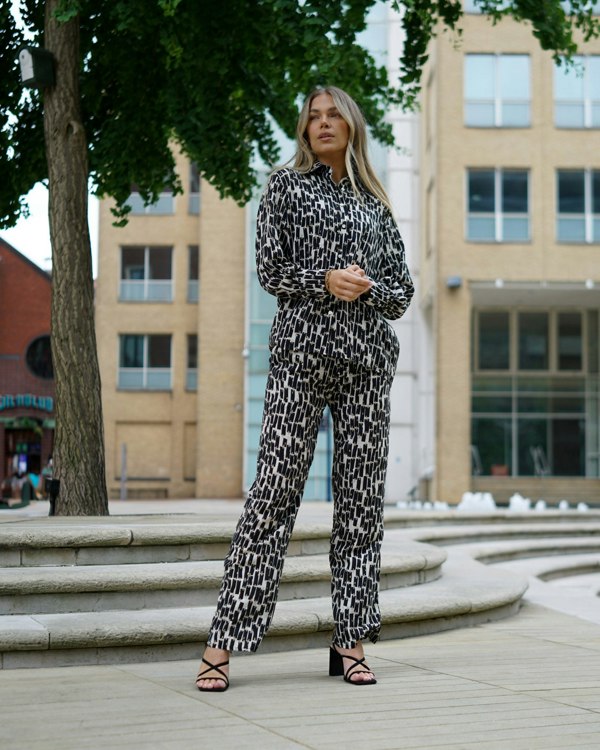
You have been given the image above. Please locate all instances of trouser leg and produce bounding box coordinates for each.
[328,364,393,648]
[207,352,326,652]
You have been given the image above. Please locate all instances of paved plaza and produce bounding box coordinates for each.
[2,500,600,749]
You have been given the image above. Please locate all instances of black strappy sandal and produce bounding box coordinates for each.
[195,657,230,693]
[329,645,377,685]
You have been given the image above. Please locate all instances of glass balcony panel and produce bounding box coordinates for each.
[186,368,197,391]
[187,280,199,303]
[501,102,530,127]
[502,216,529,241]
[119,281,145,301]
[118,369,144,389]
[146,280,173,301]
[146,369,171,390]
[465,102,495,127]
[555,103,585,128]
[468,216,495,241]
[557,217,586,242]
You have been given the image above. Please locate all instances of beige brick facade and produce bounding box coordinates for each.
[95,148,245,499]
[421,13,600,503]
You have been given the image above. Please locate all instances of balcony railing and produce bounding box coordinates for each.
[118,368,172,390]
[120,280,173,302]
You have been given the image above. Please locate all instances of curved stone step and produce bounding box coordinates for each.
[0,542,446,615]
[492,552,600,582]
[464,537,600,564]
[407,522,600,547]
[0,522,333,567]
[0,552,526,669]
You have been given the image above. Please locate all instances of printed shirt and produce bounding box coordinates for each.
[255,161,414,376]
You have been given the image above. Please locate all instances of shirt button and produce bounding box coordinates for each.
[327,311,334,316]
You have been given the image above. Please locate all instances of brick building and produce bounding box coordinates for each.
[0,238,54,487]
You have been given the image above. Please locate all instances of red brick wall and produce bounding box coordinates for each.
[0,239,53,397]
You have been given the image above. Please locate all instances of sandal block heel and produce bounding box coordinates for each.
[329,646,344,676]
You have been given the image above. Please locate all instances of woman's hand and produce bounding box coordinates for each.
[327,264,373,302]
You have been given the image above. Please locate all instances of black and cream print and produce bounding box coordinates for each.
[206,162,414,653]
[256,162,414,376]
[207,351,393,652]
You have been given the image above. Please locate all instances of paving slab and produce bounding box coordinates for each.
[3,602,600,749]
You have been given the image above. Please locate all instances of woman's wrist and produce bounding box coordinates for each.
[324,269,334,294]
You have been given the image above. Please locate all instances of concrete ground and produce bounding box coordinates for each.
[2,499,600,749]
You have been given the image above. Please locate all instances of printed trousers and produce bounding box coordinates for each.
[207,350,394,652]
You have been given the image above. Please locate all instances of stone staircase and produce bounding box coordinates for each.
[4,510,599,669]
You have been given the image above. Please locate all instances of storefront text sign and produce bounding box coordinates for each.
[0,394,54,413]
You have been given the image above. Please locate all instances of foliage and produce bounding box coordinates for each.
[1,0,599,220]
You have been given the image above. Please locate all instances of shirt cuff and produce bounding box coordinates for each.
[301,269,329,297]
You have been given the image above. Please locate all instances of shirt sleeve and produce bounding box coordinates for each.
[255,170,329,299]
[361,210,415,320]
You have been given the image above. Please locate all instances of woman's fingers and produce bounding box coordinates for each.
[328,268,372,301]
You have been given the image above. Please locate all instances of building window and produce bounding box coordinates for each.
[555,56,600,128]
[120,246,173,302]
[465,54,530,127]
[25,335,53,379]
[125,186,174,215]
[518,312,549,370]
[467,169,530,242]
[557,169,600,243]
[478,312,510,370]
[118,334,172,390]
[186,334,198,391]
[560,1,600,15]
[189,162,200,214]
[471,309,598,478]
[464,1,510,14]
[188,245,199,303]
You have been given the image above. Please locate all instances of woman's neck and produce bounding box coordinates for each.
[319,155,347,184]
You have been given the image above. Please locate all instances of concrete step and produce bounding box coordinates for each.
[492,552,600,582]
[0,543,445,615]
[403,521,600,547]
[0,552,526,669]
[0,521,329,567]
[460,537,600,564]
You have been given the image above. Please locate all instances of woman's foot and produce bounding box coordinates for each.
[196,646,230,691]
[332,641,376,684]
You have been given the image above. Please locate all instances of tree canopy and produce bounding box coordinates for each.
[2,0,599,226]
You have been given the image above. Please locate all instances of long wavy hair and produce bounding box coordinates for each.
[289,86,392,213]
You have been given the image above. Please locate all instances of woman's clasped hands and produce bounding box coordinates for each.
[327,264,373,302]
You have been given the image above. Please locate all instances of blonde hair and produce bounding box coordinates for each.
[289,86,392,213]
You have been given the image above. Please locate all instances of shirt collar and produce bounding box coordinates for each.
[307,160,354,188]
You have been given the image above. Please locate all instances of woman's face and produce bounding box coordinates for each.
[306,93,350,161]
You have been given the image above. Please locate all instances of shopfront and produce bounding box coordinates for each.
[0,239,54,496]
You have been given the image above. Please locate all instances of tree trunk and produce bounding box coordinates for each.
[43,0,108,515]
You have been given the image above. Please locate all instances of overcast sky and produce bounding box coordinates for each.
[1,185,99,277]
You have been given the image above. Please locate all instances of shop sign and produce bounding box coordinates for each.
[0,394,54,413]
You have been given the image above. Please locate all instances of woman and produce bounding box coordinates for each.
[196,86,414,691]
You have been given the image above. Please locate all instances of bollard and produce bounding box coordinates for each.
[48,478,60,516]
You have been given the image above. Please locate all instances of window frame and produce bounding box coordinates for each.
[554,55,600,129]
[186,334,198,391]
[187,245,200,303]
[119,246,174,302]
[466,168,531,243]
[118,334,172,391]
[473,309,587,375]
[471,308,596,478]
[464,53,531,128]
[556,168,600,244]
